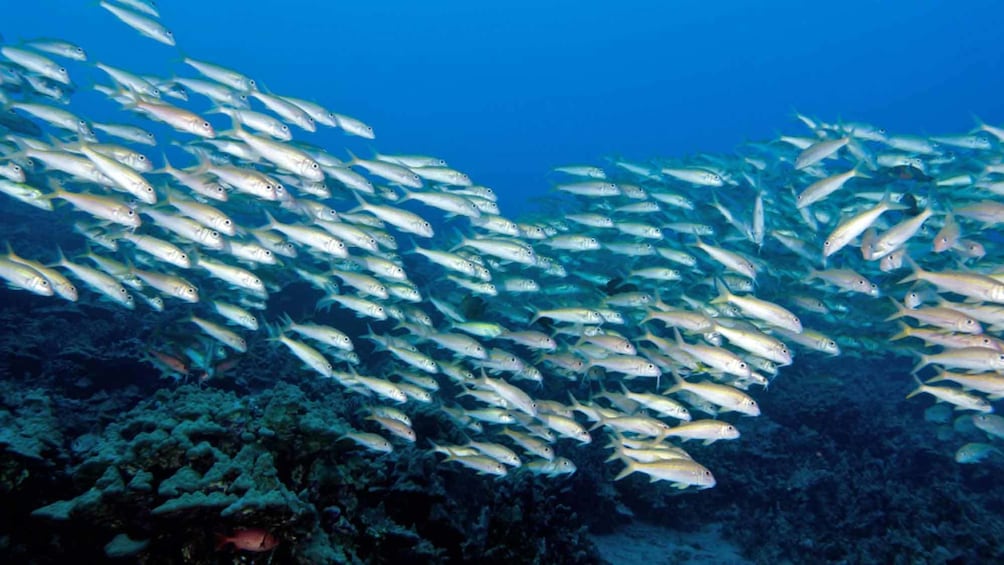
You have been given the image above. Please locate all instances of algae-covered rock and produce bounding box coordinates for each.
[151,491,239,515]
[157,466,202,497]
[104,533,149,558]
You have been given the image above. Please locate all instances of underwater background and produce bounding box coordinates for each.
[2,1,1004,563]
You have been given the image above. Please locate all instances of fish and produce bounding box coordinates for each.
[11,3,1004,495]
[215,529,279,553]
[99,1,176,46]
[955,443,1001,464]
[613,457,716,489]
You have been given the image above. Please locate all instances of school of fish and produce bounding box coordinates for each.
[1,0,1003,488]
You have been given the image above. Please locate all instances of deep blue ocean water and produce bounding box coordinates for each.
[8,0,1004,216]
[3,2,1004,563]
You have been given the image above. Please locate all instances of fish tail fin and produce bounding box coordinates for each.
[153,152,175,175]
[884,298,906,322]
[314,292,338,312]
[710,278,731,305]
[889,322,913,341]
[605,441,630,464]
[910,355,930,376]
[264,322,286,343]
[586,413,606,432]
[905,375,926,399]
[277,313,294,330]
[223,111,244,136]
[213,534,230,551]
[613,459,637,481]
[347,190,368,214]
[850,160,873,179]
[897,256,924,285]
[970,113,990,134]
[2,241,16,262]
[205,104,236,118]
[664,367,685,395]
[261,210,278,230]
[926,369,948,384]
[672,327,684,347]
[53,245,69,267]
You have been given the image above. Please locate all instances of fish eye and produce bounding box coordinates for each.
[823,240,831,247]
[966,319,974,325]
[138,155,146,161]
[739,362,747,369]
[202,122,211,128]
[75,48,83,53]
[59,67,66,73]
[119,288,127,294]
[249,79,257,87]
[127,210,135,216]
[281,125,289,131]
[312,163,319,169]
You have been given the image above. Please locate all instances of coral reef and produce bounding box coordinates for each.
[10,376,600,563]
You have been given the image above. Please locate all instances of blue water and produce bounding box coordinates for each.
[9,0,1004,216]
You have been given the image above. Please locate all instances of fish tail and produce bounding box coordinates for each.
[277,313,293,329]
[261,209,278,230]
[926,369,948,384]
[605,442,630,464]
[2,241,17,262]
[909,354,929,375]
[263,322,284,341]
[883,298,906,322]
[898,256,924,285]
[710,278,731,305]
[613,459,637,481]
[152,152,173,175]
[664,368,684,395]
[889,322,913,341]
[905,375,926,399]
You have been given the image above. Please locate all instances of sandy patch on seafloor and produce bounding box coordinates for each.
[592,521,751,565]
